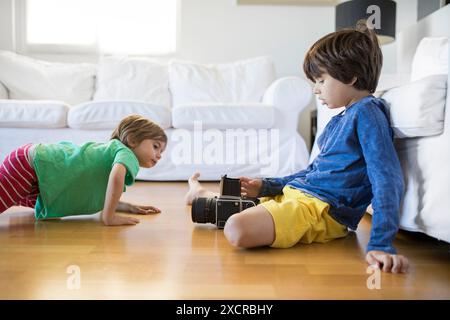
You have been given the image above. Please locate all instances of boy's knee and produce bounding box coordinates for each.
[224,214,250,248]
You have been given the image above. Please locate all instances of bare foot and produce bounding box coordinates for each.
[185,172,218,205]
[185,172,204,205]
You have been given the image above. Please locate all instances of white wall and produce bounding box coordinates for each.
[382,0,418,74]
[0,0,418,149]
[178,0,335,77]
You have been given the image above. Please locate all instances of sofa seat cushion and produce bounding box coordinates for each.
[169,56,276,107]
[0,100,68,128]
[0,50,95,105]
[171,103,274,129]
[68,101,171,130]
[93,56,171,108]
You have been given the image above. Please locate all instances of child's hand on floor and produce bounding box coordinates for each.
[239,177,263,198]
[366,250,409,274]
[128,204,161,215]
[117,201,161,214]
[103,214,140,226]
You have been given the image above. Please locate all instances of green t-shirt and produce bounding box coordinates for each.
[33,139,139,219]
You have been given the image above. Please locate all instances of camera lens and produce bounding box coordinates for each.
[191,197,216,224]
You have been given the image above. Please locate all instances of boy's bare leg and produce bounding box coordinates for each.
[224,205,275,248]
[185,172,219,205]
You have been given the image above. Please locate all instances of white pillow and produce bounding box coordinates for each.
[68,101,171,130]
[376,73,411,93]
[169,56,276,107]
[0,100,68,128]
[381,74,447,138]
[0,50,95,105]
[411,37,448,82]
[93,56,171,108]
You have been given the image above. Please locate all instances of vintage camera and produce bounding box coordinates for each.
[191,175,259,228]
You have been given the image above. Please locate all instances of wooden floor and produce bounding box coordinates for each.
[0,181,449,299]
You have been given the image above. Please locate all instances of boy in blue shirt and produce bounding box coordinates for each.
[185,23,409,273]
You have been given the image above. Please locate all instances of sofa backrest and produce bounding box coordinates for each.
[93,56,171,109]
[0,50,96,105]
[169,56,276,107]
[0,51,276,110]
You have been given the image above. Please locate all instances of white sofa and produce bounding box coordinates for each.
[311,27,449,243]
[0,52,312,180]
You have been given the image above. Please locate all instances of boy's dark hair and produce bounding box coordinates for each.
[303,20,382,93]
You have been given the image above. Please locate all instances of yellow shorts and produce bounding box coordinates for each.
[259,186,348,248]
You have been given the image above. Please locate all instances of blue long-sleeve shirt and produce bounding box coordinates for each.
[260,95,404,254]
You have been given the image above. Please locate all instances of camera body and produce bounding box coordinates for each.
[191,175,259,228]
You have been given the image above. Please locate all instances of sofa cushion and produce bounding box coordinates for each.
[0,82,7,99]
[171,103,274,129]
[381,74,447,138]
[169,56,276,107]
[0,100,68,128]
[93,56,171,108]
[68,101,171,130]
[0,50,95,105]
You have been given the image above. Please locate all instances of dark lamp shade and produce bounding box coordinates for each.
[335,0,396,45]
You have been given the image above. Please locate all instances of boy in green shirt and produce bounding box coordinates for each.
[0,115,167,226]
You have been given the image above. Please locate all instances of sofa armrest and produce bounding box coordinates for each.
[0,82,8,99]
[263,77,312,130]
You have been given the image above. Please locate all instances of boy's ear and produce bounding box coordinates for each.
[350,76,358,86]
[127,137,137,148]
